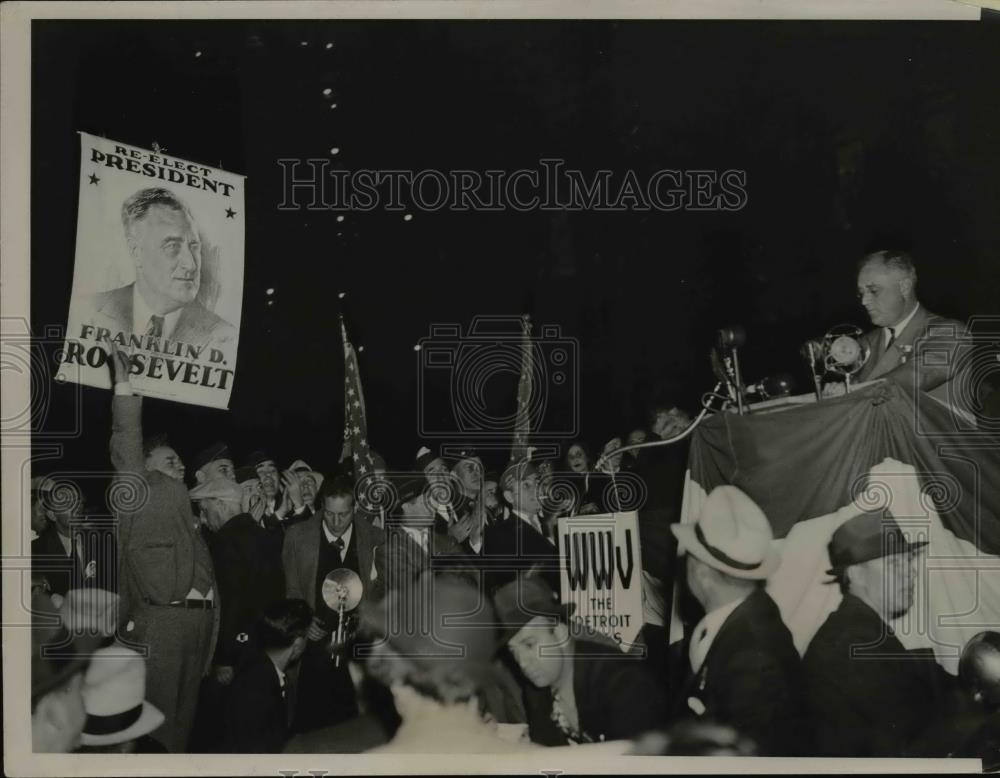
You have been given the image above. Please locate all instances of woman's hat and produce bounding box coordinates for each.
[492,575,575,645]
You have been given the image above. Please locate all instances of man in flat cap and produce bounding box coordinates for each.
[449,448,491,554]
[494,575,666,746]
[415,444,458,522]
[803,509,955,756]
[106,341,217,752]
[192,442,235,485]
[670,485,809,756]
[192,477,285,688]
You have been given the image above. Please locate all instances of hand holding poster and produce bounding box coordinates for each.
[57,132,245,409]
[558,511,644,652]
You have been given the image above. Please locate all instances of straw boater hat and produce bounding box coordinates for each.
[80,645,164,746]
[671,485,781,580]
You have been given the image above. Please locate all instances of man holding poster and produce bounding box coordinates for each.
[60,133,244,410]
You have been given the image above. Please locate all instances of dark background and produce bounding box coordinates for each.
[30,19,1000,489]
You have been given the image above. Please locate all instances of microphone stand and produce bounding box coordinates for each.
[333,595,346,668]
[805,342,822,402]
[595,397,714,469]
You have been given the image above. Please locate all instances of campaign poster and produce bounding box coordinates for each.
[58,132,245,409]
[558,511,644,652]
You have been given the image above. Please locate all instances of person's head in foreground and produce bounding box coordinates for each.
[629,720,758,756]
[826,508,927,622]
[361,573,528,752]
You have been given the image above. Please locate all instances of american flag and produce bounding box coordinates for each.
[339,319,376,475]
[510,315,533,462]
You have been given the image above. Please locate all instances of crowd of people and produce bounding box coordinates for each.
[28,250,1000,763]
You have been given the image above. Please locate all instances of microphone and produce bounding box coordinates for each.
[717,326,746,350]
[800,338,823,364]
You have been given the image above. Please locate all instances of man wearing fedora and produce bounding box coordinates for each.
[494,575,667,746]
[193,476,286,683]
[802,509,955,756]
[669,485,809,756]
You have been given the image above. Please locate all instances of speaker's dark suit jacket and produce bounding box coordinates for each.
[856,305,965,406]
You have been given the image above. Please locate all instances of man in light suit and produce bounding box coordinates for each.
[281,476,384,732]
[106,342,218,753]
[850,250,966,406]
[75,188,236,354]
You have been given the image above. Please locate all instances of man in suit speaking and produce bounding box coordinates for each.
[823,251,969,407]
[75,187,236,352]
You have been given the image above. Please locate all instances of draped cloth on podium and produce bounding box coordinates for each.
[676,380,1000,674]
